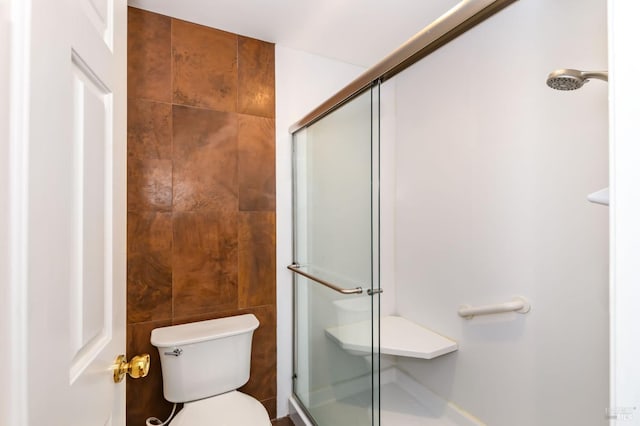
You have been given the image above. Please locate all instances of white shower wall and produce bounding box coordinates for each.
[383,0,609,425]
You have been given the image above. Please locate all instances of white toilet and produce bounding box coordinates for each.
[150,314,272,426]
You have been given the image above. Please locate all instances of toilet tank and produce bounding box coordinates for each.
[150,314,259,403]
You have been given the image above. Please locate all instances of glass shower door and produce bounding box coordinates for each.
[291,84,381,426]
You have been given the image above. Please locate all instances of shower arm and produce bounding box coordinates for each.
[581,71,608,82]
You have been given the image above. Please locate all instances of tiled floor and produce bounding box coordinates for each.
[272,417,295,426]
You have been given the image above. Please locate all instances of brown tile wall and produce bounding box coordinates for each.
[126,7,276,425]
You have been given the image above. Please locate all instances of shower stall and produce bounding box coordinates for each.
[290,84,383,425]
[287,0,609,425]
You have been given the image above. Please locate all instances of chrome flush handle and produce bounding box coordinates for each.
[164,348,183,357]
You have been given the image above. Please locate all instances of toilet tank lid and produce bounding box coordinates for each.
[150,314,259,347]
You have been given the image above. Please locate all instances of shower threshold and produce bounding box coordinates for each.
[290,368,484,426]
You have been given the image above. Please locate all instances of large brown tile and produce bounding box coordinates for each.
[127,212,172,323]
[128,159,172,212]
[238,37,275,118]
[272,417,295,426]
[261,397,277,420]
[172,211,238,317]
[238,212,276,309]
[128,99,172,160]
[172,105,238,212]
[126,320,174,426]
[172,19,238,111]
[239,305,277,401]
[128,8,171,102]
[127,254,172,323]
[238,114,275,211]
[127,211,173,255]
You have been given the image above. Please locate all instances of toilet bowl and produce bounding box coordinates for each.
[170,391,269,426]
[150,314,271,426]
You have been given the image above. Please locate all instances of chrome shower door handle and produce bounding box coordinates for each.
[287,264,364,295]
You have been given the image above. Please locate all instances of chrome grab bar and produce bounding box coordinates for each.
[458,297,531,319]
[287,264,363,295]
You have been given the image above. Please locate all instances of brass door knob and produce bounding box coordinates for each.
[113,354,150,383]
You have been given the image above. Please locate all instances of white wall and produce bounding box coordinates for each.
[389,0,609,425]
[0,0,13,424]
[1,0,29,424]
[608,2,640,425]
[275,45,364,417]
[380,80,397,318]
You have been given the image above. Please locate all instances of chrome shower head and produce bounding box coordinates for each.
[546,68,608,91]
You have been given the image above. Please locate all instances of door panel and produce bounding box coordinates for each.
[69,55,112,384]
[83,0,112,46]
[292,85,381,426]
[21,0,127,424]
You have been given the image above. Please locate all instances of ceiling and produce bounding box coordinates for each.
[127,0,460,67]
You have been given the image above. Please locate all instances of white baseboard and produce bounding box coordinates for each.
[391,367,485,425]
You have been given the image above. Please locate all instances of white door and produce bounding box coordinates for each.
[2,0,128,423]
